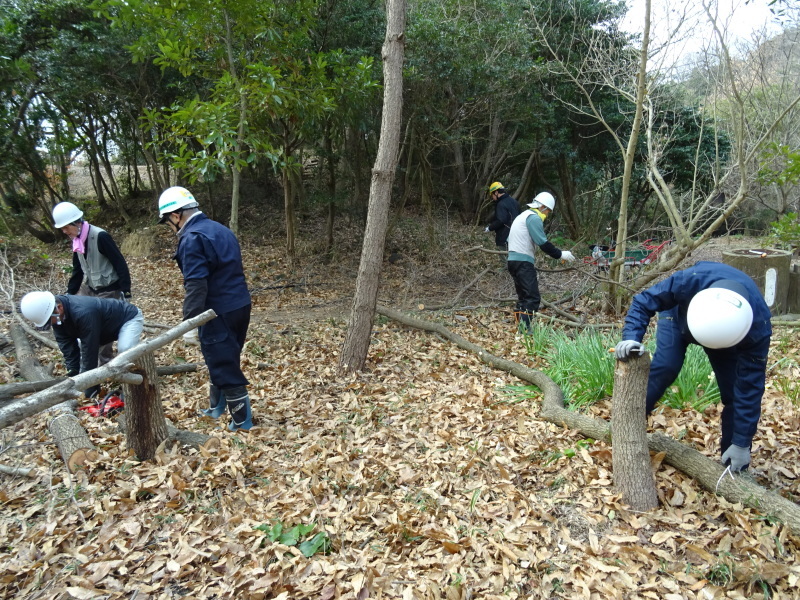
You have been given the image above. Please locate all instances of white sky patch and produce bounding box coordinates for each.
[620,0,784,67]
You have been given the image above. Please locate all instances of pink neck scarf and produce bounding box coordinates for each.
[73,222,90,254]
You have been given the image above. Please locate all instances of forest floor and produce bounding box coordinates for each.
[1,215,799,600]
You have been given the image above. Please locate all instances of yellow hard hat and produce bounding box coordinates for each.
[488,181,504,194]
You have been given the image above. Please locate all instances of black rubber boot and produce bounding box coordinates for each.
[201,384,225,418]
[224,385,254,431]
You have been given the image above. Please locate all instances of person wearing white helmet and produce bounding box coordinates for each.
[615,261,772,473]
[506,191,575,327]
[52,201,132,366]
[158,186,254,431]
[20,291,144,398]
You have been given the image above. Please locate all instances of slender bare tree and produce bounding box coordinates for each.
[339,0,407,373]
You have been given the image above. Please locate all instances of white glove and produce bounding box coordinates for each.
[721,444,750,472]
[614,340,645,361]
[484,227,490,233]
[560,250,575,262]
[183,329,200,346]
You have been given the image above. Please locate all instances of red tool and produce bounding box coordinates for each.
[78,391,125,417]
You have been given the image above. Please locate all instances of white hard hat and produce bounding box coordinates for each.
[52,202,84,229]
[687,287,753,348]
[20,291,56,327]
[158,187,199,223]
[528,192,555,211]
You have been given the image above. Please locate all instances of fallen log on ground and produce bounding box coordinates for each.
[376,305,800,536]
[0,464,36,478]
[0,364,200,401]
[118,415,219,452]
[10,323,96,472]
[0,310,216,430]
[13,314,58,350]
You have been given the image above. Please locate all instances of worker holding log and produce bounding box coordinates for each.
[157,186,254,432]
[615,261,772,472]
[20,292,144,398]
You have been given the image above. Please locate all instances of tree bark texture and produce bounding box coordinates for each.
[376,305,800,535]
[122,350,168,461]
[117,416,217,452]
[339,0,406,373]
[612,353,659,511]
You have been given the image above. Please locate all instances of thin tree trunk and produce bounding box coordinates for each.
[325,128,337,255]
[339,0,406,373]
[612,352,659,511]
[609,0,650,313]
[283,164,297,267]
[122,351,168,461]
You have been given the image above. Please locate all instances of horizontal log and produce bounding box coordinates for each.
[0,364,199,401]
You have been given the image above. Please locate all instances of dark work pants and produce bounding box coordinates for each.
[507,261,540,327]
[199,303,251,389]
[647,314,769,455]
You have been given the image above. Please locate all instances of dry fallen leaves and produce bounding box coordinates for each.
[1,235,799,599]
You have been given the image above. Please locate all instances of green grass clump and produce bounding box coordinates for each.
[518,319,720,412]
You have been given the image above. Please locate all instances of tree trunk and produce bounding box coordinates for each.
[324,127,337,255]
[339,0,406,373]
[118,416,217,452]
[612,352,659,511]
[283,164,297,268]
[122,351,168,461]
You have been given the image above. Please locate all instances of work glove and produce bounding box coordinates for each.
[560,250,576,262]
[183,329,201,346]
[614,340,645,361]
[484,226,490,233]
[721,444,750,472]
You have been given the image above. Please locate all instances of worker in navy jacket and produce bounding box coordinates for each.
[157,186,254,431]
[615,262,772,472]
[20,292,144,398]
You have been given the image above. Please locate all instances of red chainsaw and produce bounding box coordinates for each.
[78,390,125,417]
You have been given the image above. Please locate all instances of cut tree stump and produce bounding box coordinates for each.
[123,351,169,461]
[612,352,658,511]
[722,248,793,315]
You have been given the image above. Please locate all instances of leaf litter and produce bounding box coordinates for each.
[1,229,799,599]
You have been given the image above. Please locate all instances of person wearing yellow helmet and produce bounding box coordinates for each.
[615,262,772,473]
[484,182,520,251]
